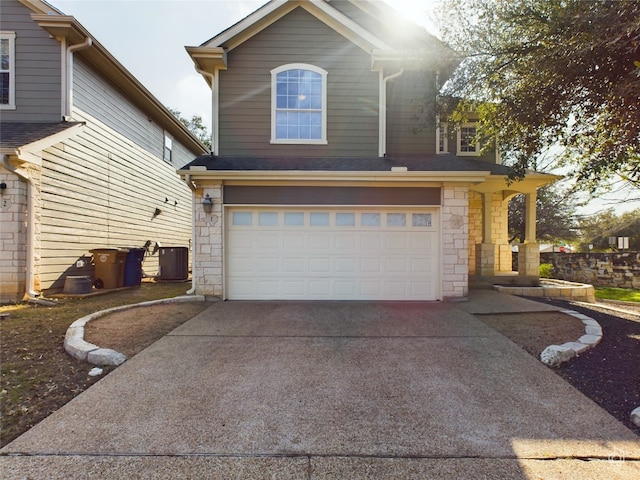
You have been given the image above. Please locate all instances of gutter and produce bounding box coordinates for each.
[379,68,404,157]
[1,154,39,299]
[182,174,198,295]
[193,66,217,155]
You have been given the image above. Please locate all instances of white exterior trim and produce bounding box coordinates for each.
[0,32,16,110]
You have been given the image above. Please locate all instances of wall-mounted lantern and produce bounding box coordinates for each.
[202,193,213,214]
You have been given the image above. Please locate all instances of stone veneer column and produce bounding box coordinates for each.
[0,169,27,303]
[441,184,469,300]
[194,185,223,298]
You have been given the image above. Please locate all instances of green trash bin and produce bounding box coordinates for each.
[91,248,129,289]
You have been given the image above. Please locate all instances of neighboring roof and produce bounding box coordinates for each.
[19,1,208,156]
[0,122,82,150]
[182,154,514,176]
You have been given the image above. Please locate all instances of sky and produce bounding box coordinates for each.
[48,0,637,216]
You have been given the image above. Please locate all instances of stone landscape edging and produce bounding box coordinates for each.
[539,309,603,368]
[64,295,205,366]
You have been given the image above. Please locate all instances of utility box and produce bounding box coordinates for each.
[91,248,129,289]
[158,246,189,280]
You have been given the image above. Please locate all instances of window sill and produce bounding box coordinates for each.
[270,139,328,145]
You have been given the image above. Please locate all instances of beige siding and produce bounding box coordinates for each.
[0,0,62,121]
[38,109,193,290]
[219,7,379,158]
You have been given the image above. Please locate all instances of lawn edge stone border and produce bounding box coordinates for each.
[64,295,206,365]
[539,309,602,368]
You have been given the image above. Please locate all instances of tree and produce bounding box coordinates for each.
[576,208,640,252]
[436,0,640,195]
[169,109,212,151]
[508,183,578,244]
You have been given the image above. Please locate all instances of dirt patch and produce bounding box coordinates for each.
[478,311,587,357]
[84,302,209,357]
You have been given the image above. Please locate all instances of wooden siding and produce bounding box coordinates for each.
[386,70,438,156]
[219,7,379,158]
[38,109,193,290]
[224,185,442,205]
[0,0,62,121]
[73,58,165,159]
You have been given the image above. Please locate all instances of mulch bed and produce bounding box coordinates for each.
[526,298,640,436]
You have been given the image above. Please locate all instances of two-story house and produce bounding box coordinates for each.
[180,0,556,301]
[0,0,208,303]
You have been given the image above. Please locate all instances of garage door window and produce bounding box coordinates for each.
[285,212,304,226]
[413,213,432,227]
[387,213,406,227]
[310,212,330,226]
[361,213,381,227]
[336,212,355,226]
[232,212,252,226]
[259,212,279,226]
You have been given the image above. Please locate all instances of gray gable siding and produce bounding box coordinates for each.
[219,7,379,158]
[0,0,62,122]
[386,70,438,156]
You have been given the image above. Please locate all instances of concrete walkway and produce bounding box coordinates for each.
[2,291,639,478]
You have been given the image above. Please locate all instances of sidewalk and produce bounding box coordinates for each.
[2,292,639,478]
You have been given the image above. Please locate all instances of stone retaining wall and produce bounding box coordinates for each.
[514,252,640,289]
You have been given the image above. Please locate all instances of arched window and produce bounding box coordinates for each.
[271,64,327,144]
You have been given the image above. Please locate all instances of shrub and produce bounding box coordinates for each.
[539,263,553,278]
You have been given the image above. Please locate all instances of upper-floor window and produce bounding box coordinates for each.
[457,123,480,156]
[163,134,173,163]
[436,123,448,154]
[271,64,327,144]
[1,32,16,109]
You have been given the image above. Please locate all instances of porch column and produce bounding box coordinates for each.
[518,192,540,276]
[476,192,496,275]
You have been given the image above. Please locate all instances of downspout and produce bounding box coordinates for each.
[379,68,404,157]
[183,174,198,295]
[64,37,92,119]
[2,154,38,299]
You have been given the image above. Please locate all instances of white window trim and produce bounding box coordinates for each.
[436,122,448,154]
[1,32,16,110]
[456,122,481,156]
[163,133,173,163]
[270,63,328,145]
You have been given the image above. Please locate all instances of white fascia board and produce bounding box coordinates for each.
[181,169,491,184]
[14,123,85,166]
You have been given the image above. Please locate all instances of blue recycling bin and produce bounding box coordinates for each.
[123,248,146,286]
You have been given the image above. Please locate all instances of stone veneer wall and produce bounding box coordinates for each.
[442,184,469,299]
[468,191,513,275]
[518,252,640,289]
[0,169,27,303]
[193,185,223,297]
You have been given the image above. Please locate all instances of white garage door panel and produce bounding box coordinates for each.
[226,209,440,300]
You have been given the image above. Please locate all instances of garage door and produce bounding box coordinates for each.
[226,208,440,300]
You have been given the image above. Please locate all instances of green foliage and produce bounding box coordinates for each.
[576,208,640,251]
[539,263,553,278]
[169,108,212,150]
[594,287,640,303]
[437,0,640,194]
[508,183,578,244]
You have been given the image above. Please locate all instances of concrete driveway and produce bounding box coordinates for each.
[2,292,639,478]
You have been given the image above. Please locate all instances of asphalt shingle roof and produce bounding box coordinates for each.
[0,122,83,149]
[182,154,514,176]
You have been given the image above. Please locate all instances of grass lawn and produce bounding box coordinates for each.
[594,287,640,303]
[0,281,197,447]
